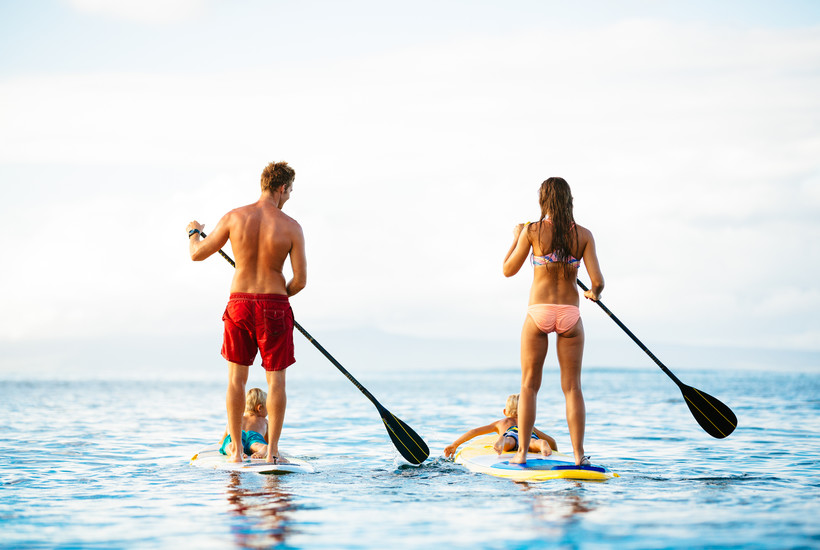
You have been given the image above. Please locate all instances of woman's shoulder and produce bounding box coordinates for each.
[572,223,594,255]
[526,219,552,236]
[574,223,594,240]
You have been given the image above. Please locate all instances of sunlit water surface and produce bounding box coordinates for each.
[2,366,819,549]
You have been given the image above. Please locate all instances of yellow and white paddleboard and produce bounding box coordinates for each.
[454,434,618,482]
[190,445,315,475]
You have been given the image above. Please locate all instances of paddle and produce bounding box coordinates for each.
[197,231,430,464]
[576,279,737,439]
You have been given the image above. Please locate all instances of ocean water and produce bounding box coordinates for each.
[2,363,819,549]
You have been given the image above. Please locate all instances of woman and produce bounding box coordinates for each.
[502,177,604,466]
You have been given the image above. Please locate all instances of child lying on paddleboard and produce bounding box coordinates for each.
[443,394,558,458]
[218,388,269,459]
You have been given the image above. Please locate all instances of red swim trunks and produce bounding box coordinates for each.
[221,293,295,371]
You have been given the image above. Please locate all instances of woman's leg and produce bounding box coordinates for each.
[511,315,549,464]
[556,318,586,464]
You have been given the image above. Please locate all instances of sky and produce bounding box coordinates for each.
[1,0,819,380]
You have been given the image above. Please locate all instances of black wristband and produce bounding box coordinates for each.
[188,228,201,238]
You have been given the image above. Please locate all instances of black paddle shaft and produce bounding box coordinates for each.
[199,231,385,406]
[576,279,682,386]
[577,279,737,439]
[291,321,381,405]
[195,230,431,462]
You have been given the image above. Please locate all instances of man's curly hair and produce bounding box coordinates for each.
[260,161,295,193]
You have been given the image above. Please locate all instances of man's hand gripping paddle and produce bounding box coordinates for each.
[198,231,430,464]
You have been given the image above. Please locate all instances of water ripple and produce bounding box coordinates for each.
[1,369,819,548]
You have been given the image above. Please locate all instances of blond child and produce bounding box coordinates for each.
[218,388,269,459]
[443,394,558,458]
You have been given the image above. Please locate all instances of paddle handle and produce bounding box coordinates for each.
[198,231,382,408]
[576,279,683,387]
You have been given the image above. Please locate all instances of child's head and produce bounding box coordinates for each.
[245,388,268,416]
[504,394,520,417]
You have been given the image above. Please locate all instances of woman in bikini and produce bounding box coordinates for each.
[502,177,605,466]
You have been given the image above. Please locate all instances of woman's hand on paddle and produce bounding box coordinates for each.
[583,288,600,302]
[187,220,204,233]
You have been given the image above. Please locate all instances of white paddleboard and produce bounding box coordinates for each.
[190,445,315,475]
[455,434,618,482]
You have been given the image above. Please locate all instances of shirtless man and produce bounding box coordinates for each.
[187,161,306,464]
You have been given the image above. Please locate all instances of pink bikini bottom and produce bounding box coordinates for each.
[527,304,581,334]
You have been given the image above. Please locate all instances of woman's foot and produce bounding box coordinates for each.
[509,450,527,465]
[577,455,591,466]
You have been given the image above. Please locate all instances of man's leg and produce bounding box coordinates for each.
[226,362,249,463]
[265,369,287,463]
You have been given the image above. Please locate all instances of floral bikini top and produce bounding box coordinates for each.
[528,219,581,268]
[531,251,581,267]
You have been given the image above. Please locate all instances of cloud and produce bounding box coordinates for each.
[64,0,207,24]
[1,18,819,364]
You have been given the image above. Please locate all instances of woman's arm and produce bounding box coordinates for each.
[502,223,532,277]
[580,230,604,301]
[443,422,498,458]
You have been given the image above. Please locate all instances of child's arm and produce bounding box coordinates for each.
[444,423,498,458]
[218,427,228,446]
[533,428,558,451]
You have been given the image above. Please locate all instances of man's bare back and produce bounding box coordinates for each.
[189,189,306,297]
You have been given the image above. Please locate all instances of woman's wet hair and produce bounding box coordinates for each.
[529,177,578,279]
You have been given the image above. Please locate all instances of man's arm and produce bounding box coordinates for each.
[187,215,231,262]
[286,224,307,296]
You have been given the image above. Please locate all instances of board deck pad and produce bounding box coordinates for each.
[455,434,618,482]
[190,445,315,475]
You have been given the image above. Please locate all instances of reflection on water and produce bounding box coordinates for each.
[525,484,595,522]
[225,473,295,549]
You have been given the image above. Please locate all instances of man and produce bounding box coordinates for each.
[187,161,306,464]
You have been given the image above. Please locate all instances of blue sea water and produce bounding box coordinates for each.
[1,363,819,549]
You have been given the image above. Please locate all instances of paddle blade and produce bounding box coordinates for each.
[378,407,430,465]
[680,384,738,439]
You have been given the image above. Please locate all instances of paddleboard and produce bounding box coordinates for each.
[454,434,618,482]
[190,445,315,475]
